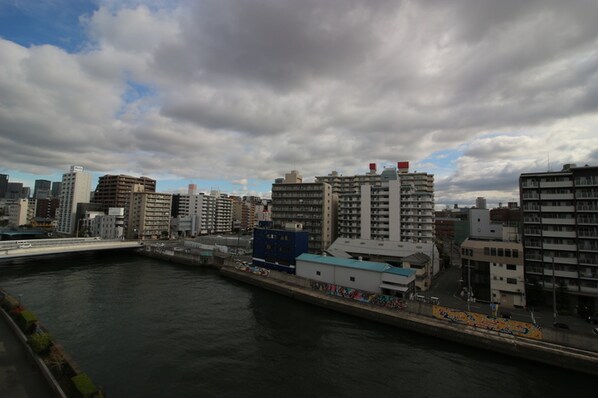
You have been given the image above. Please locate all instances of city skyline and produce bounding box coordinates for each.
[2,1,598,207]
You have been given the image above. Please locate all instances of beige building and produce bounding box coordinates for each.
[461,239,525,308]
[271,170,337,253]
[127,186,172,240]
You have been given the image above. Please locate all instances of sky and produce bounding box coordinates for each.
[1,0,598,208]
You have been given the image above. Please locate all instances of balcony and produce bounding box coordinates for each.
[540,193,574,200]
[579,243,598,252]
[540,206,575,212]
[541,218,575,225]
[541,230,576,238]
[579,286,598,294]
[543,255,578,265]
[539,180,573,188]
[543,243,577,251]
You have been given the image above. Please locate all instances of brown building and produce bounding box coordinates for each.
[35,198,60,219]
[93,174,156,211]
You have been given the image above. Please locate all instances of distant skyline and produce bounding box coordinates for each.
[2,1,598,207]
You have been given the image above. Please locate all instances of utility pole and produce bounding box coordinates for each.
[552,256,557,324]
[467,260,472,311]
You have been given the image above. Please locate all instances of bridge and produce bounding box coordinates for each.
[0,237,143,260]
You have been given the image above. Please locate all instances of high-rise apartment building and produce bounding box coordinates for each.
[317,162,434,244]
[476,197,487,209]
[271,170,337,253]
[51,181,62,198]
[56,165,92,235]
[0,174,8,198]
[214,192,233,234]
[520,163,598,311]
[34,179,52,199]
[127,186,172,240]
[93,174,156,211]
[232,197,255,231]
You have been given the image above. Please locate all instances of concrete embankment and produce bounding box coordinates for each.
[220,267,598,376]
[137,247,598,375]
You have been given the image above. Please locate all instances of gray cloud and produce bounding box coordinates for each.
[1,0,598,202]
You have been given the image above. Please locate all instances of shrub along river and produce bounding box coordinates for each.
[0,251,594,397]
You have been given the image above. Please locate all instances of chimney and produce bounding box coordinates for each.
[369,163,377,174]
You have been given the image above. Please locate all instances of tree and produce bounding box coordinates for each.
[526,280,544,308]
[556,280,570,313]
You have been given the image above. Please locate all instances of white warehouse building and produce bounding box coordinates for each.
[296,253,416,298]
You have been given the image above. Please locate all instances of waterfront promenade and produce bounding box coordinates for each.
[0,310,54,398]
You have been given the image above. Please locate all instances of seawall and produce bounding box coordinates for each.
[220,267,598,376]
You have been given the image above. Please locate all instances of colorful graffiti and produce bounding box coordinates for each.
[310,281,407,311]
[432,306,543,340]
[237,265,270,277]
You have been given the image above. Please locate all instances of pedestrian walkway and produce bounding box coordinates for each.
[0,312,54,398]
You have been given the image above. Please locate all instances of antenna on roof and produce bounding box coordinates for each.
[547,152,551,171]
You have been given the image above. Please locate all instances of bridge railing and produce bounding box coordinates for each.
[0,237,120,251]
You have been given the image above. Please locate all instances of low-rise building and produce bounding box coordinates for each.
[296,253,416,298]
[325,238,439,291]
[461,239,525,308]
[252,223,309,273]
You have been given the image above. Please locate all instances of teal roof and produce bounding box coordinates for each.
[297,253,416,277]
[297,253,388,271]
[384,267,416,277]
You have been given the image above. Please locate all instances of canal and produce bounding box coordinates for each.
[0,252,595,397]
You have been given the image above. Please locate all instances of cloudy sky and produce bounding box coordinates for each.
[1,0,598,207]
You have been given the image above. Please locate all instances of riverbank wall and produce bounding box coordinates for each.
[220,267,598,376]
[0,289,104,398]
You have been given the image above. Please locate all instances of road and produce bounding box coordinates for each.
[426,265,597,337]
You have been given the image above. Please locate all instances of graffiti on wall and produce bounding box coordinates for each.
[433,306,543,340]
[310,281,406,311]
[237,265,270,277]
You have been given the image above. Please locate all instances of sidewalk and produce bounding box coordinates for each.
[428,265,597,336]
[0,312,55,398]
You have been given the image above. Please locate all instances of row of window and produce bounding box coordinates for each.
[461,247,519,258]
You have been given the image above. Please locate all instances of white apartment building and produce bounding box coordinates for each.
[92,207,125,239]
[214,192,233,234]
[318,163,434,244]
[520,163,598,311]
[56,166,92,235]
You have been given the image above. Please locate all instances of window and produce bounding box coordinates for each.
[513,250,519,258]
[507,264,516,270]
[350,276,355,282]
[498,248,504,256]
[316,271,321,276]
[484,247,489,255]
[505,249,511,257]
[490,248,497,256]
[507,278,517,284]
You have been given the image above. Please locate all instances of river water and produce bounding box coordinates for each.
[0,252,594,397]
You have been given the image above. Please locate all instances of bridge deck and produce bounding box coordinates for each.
[0,238,142,260]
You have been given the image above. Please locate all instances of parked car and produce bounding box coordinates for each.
[587,314,598,324]
[593,327,598,336]
[500,312,511,320]
[553,322,569,330]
